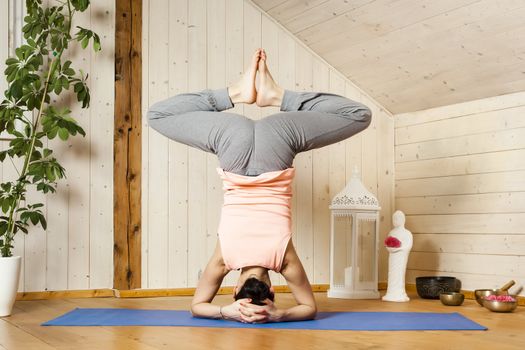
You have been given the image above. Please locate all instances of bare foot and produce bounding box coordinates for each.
[228,48,260,104]
[256,49,284,107]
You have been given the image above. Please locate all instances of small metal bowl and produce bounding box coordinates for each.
[474,289,505,306]
[440,292,464,306]
[482,297,518,313]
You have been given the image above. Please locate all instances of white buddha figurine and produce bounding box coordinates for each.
[382,210,413,302]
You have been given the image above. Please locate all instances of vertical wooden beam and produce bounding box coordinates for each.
[114,0,142,290]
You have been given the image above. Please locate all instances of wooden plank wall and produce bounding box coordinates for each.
[395,91,525,296]
[0,0,114,292]
[142,0,395,289]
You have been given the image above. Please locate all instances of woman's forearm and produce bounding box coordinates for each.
[278,304,317,322]
[190,302,223,319]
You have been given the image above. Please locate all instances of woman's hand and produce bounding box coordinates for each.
[220,298,253,323]
[239,298,284,323]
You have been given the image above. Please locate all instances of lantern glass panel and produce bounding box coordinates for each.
[356,218,376,289]
[333,214,353,288]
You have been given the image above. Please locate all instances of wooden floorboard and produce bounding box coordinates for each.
[1,291,523,349]
[0,318,55,350]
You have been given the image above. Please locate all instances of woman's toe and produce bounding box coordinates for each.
[252,51,261,67]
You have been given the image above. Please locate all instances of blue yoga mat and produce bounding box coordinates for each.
[41,308,487,331]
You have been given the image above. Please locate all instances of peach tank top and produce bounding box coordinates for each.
[216,166,295,272]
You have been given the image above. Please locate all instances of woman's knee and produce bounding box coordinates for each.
[359,105,373,129]
[337,101,373,135]
[147,110,164,134]
[147,94,185,121]
[147,91,209,123]
[339,99,372,121]
[146,102,169,134]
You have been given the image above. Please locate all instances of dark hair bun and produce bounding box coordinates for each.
[234,277,275,306]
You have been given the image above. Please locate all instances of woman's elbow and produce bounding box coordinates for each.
[307,305,318,320]
[189,303,199,317]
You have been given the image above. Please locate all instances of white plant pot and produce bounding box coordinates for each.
[0,256,22,317]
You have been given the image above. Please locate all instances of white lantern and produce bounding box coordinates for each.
[328,166,381,299]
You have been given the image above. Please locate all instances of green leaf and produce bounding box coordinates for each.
[20,211,29,223]
[93,33,101,51]
[58,127,69,141]
[0,221,7,235]
[74,82,83,92]
[2,199,10,214]
[81,36,89,49]
[27,95,35,110]
[47,127,58,139]
[45,166,55,182]
[5,58,18,65]
[9,80,23,98]
[18,224,28,234]
[71,0,90,12]
[7,68,17,82]
[61,76,69,90]
[15,47,24,60]
[30,212,39,225]
[39,213,47,229]
[36,182,56,194]
[54,82,62,95]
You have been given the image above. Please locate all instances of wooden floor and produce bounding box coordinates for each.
[1,291,523,350]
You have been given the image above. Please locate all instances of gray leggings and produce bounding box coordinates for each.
[147,87,372,176]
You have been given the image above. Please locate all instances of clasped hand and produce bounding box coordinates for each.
[222,298,283,323]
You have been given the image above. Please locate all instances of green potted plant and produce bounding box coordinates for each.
[0,0,101,317]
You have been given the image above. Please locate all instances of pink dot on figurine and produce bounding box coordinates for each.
[385,236,401,248]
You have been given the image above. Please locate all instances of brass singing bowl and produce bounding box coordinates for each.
[440,292,464,306]
[482,297,518,313]
[474,289,505,306]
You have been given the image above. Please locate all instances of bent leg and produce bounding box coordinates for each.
[254,90,372,170]
[147,87,255,173]
[147,87,234,153]
[148,87,234,118]
[279,89,372,153]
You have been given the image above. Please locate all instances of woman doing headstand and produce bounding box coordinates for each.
[147,48,372,324]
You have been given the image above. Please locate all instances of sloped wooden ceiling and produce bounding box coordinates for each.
[251,0,525,114]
